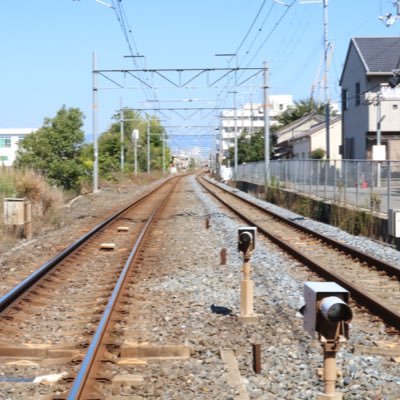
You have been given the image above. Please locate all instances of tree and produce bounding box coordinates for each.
[310,148,326,159]
[226,129,270,165]
[97,109,170,177]
[276,98,325,127]
[15,106,86,191]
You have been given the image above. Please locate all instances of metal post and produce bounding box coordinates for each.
[147,120,150,174]
[376,92,382,188]
[233,91,238,180]
[324,160,328,200]
[92,52,99,193]
[250,93,254,135]
[120,97,124,171]
[263,62,270,183]
[333,160,337,201]
[132,128,138,176]
[356,161,360,206]
[323,0,330,160]
[162,131,166,175]
[388,161,392,211]
[134,137,138,176]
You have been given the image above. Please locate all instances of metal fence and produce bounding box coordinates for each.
[236,160,400,215]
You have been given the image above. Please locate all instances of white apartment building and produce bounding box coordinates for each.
[0,128,37,167]
[219,95,293,154]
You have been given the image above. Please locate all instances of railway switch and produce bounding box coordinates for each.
[303,282,353,400]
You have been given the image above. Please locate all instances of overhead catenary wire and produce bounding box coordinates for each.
[110,0,157,102]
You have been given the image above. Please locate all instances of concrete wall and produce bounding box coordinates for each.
[234,180,392,244]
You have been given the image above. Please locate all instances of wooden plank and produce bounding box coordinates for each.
[353,344,400,357]
[220,348,250,400]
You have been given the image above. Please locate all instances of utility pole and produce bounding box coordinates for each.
[233,91,238,179]
[147,119,151,174]
[92,52,99,193]
[263,62,270,183]
[120,97,124,171]
[228,90,238,178]
[162,131,166,175]
[323,0,330,160]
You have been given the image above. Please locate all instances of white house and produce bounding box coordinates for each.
[291,115,342,159]
[0,128,37,166]
[273,112,325,158]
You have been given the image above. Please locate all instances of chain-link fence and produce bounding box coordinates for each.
[236,160,400,214]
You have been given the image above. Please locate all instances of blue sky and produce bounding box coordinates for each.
[1,0,400,158]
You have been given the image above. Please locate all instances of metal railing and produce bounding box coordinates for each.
[236,160,400,215]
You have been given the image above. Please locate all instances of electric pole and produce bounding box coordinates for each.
[323,0,330,160]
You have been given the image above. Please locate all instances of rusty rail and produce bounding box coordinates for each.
[199,175,400,330]
[0,179,172,314]
[67,177,179,399]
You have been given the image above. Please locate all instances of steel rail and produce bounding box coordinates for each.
[199,176,400,330]
[67,177,180,399]
[0,178,172,314]
[201,176,400,277]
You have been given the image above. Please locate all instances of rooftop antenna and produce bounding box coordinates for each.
[378,1,400,26]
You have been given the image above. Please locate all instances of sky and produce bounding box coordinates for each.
[1,0,400,159]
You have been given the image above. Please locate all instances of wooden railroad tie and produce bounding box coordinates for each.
[100,243,116,251]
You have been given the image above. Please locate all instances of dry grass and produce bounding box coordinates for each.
[0,168,64,248]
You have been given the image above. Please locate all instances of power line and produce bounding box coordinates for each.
[234,0,268,56]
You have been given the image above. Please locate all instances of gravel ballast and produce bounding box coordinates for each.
[0,175,399,399]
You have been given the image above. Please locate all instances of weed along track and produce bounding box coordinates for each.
[198,175,400,331]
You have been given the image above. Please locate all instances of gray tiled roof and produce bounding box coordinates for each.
[353,37,400,73]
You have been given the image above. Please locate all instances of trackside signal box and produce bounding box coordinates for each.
[303,282,351,339]
[388,209,400,238]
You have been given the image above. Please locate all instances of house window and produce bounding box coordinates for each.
[0,137,11,148]
[355,82,360,106]
[0,155,8,161]
[342,89,348,111]
[393,104,398,110]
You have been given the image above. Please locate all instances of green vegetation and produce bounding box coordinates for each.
[310,148,326,159]
[96,109,170,179]
[13,106,171,193]
[225,129,270,165]
[275,98,325,126]
[15,106,86,191]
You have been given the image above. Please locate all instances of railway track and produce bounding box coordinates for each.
[198,175,400,332]
[0,176,180,399]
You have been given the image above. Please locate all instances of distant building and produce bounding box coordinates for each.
[219,95,293,159]
[0,128,37,167]
[340,37,400,160]
[171,154,190,171]
[291,115,342,160]
[274,112,325,159]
